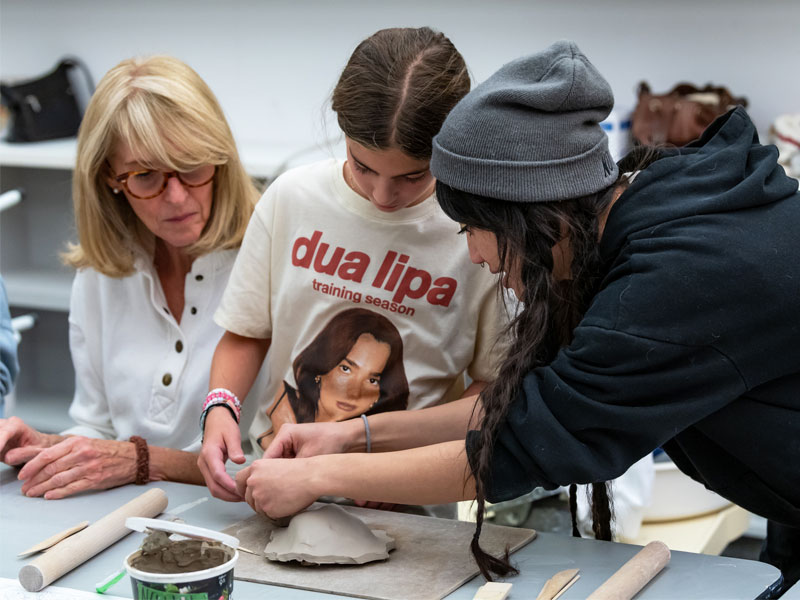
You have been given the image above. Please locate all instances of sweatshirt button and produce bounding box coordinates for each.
[162,373,172,386]
[175,340,183,353]
[190,307,197,315]
[195,274,204,281]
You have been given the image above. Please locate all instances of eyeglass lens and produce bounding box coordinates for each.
[126,165,215,198]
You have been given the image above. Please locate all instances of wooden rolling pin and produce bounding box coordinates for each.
[587,541,670,600]
[18,488,168,592]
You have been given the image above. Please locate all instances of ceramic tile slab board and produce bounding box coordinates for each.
[223,503,536,600]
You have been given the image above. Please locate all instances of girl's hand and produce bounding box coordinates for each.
[236,458,319,518]
[17,436,136,499]
[197,407,245,502]
[0,417,54,464]
[264,421,357,459]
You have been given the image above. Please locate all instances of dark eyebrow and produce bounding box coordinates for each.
[350,149,429,178]
[351,155,375,173]
[342,356,383,378]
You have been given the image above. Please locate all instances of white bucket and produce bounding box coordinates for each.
[124,517,239,599]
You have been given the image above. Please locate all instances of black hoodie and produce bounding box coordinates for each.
[469,107,800,527]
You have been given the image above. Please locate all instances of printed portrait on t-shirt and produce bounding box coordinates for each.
[258,307,409,449]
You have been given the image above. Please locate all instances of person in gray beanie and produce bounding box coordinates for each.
[431,40,618,203]
[222,41,800,594]
[431,40,800,593]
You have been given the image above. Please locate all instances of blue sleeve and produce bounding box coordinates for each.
[0,276,19,397]
[468,325,746,503]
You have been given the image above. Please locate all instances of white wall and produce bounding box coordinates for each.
[1,0,798,149]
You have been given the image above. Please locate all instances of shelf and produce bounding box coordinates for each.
[0,138,334,179]
[4,269,74,311]
[0,139,77,170]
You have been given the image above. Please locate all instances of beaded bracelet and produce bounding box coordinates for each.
[129,435,149,485]
[203,388,241,415]
[201,389,241,426]
[199,399,239,439]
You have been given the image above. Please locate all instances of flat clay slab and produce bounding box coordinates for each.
[223,502,536,600]
[264,504,395,565]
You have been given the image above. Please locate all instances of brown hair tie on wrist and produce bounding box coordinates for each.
[129,435,149,485]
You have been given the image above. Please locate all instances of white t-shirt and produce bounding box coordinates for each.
[64,249,264,452]
[215,159,506,449]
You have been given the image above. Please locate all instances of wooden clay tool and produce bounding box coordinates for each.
[552,573,580,600]
[586,540,670,600]
[18,488,168,592]
[473,581,512,600]
[536,568,580,600]
[17,521,89,558]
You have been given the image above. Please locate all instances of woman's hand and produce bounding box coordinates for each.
[236,458,319,518]
[198,407,245,502]
[0,416,56,464]
[264,420,358,459]
[17,436,136,499]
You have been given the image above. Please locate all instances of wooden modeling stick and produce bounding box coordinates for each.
[536,568,580,600]
[586,541,670,600]
[18,488,168,592]
[552,574,580,600]
[473,581,512,600]
[17,521,89,558]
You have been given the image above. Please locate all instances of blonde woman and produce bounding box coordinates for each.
[0,56,259,498]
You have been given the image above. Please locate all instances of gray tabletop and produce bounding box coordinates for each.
[782,580,800,599]
[0,466,780,599]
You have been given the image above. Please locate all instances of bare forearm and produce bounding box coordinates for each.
[461,379,487,399]
[209,331,270,400]
[312,440,475,505]
[149,446,206,486]
[345,395,483,453]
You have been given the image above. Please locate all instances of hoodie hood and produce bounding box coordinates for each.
[601,107,799,263]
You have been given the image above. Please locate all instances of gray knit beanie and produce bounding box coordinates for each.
[431,40,618,203]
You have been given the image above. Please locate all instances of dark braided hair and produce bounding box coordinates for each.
[436,177,627,579]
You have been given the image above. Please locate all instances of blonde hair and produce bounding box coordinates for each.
[63,55,257,277]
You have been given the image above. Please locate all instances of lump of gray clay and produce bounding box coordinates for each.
[264,504,395,565]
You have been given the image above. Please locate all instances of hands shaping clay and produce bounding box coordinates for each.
[264,504,395,565]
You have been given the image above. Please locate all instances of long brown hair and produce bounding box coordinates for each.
[286,308,409,423]
[436,178,627,579]
[332,27,470,159]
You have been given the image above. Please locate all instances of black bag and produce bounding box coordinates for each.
[0,57,94,143]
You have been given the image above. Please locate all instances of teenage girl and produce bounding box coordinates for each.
[198,28,507,506]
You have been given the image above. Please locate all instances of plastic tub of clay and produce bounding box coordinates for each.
[124,517,239,599]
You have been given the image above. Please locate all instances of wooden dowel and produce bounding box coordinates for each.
[17,521,89,558]
[18,488,168,592]
[587,541,670,600]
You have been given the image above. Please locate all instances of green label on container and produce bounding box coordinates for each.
[136,582,209,600]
